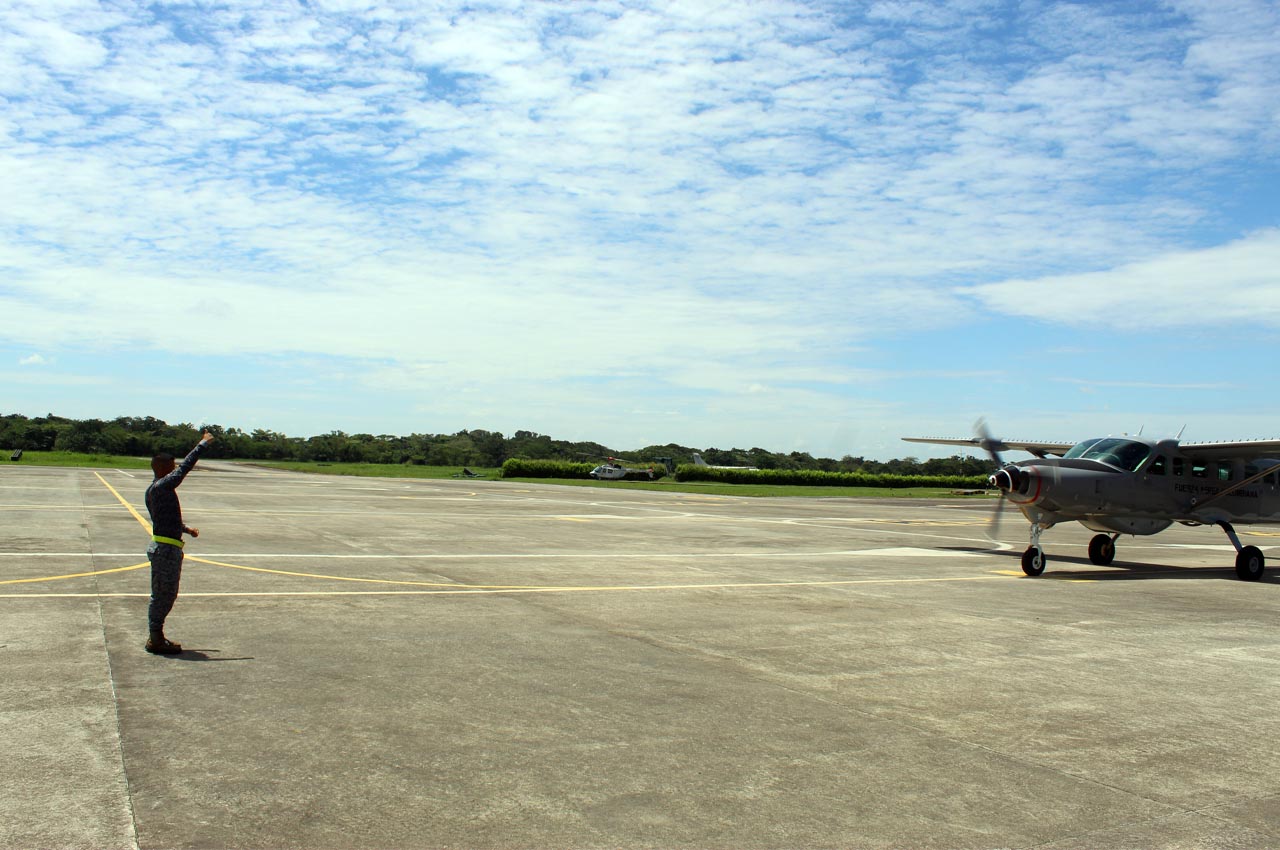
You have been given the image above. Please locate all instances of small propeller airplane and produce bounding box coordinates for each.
[691,453,758,470]
[904,422,1280,580]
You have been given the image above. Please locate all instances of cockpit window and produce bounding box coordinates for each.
[1065,437,1152,472]
[1063,438,1106,459]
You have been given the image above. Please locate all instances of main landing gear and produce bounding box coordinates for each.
[1088,533,1118,566]
[1220,522,1266,581]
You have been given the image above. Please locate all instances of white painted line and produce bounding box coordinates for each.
[0,548,996,560]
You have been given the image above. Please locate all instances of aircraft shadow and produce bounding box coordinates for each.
[939,546,1279,582]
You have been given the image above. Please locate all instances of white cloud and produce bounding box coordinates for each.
[964,229,1280,330]
[19,353,48,366]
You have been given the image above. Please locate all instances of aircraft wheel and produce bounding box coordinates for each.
[1088,534,1116,566]
[1235,546,1265,581]
[1021,546,1046,576]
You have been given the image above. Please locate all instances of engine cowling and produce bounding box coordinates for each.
[990,464,1030,496]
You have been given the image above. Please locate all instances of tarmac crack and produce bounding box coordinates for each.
[95,594,143,850]
[81,474,143,850]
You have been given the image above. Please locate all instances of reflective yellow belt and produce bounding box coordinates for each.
[152,535,184,549]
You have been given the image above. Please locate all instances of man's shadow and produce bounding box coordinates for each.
[171,649,255,662]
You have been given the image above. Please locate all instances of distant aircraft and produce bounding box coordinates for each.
[692,453,758,471]
[589,458,656,481]
[903,422,1280,580]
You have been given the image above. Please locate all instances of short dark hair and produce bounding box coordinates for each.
[151,452,175,476]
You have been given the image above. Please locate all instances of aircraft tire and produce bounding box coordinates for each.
[1021,546,1046,576]
[1088,534,1116,566]
[1235,546,1265,581]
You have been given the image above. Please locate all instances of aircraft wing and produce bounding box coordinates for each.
[1176,439,1280,461]
[901,436,1075,458]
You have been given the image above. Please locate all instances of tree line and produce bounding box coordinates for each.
[0,413,993,478]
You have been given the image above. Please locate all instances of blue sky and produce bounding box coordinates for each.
[2,0,1278,460]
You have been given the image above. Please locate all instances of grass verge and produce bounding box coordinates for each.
[4,451,153,469]
[247,461,502,479]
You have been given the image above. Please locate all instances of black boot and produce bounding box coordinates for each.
[145,631,182,655]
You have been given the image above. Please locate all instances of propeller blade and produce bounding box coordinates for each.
[987,491,1006,541]
[974,417,1005,467]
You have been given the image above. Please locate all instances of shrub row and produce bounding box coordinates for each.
[674,465,989,489]
[501,459,597,479]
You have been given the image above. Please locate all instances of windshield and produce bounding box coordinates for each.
[1063,438,1105,459]
[1063,437,1151,472]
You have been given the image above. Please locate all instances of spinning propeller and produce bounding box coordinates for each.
[975,418,1008,540]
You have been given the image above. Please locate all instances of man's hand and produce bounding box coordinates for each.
[202,431,216,443]
[188,527,200,538]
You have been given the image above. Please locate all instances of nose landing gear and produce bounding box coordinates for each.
[1021,523,1047,576]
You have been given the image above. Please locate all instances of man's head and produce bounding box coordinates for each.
[151,452,176,478]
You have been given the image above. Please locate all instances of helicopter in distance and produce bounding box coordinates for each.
[589,457,657,481]
[903,422,1280,580]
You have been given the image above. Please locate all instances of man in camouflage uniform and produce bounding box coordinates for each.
[144,432,215,654]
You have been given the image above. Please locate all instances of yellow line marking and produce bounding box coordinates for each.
[94,471,151,531]
[0,563,149,585]
[0,574,1012,599]
[186,556,538,589]
[0,476,152,586]
[556,517,593,523]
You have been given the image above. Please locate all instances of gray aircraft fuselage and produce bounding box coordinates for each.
[996,436,1280,534]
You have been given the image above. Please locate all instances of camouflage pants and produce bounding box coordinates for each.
[147,541,184,633]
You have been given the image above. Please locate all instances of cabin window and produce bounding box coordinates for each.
[1217,464,1233,482]
[1192,462,1208,478]
[1148,456,1166,475]
[1172,457,1184,477]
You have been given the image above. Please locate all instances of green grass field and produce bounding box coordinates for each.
[6,453,993,499]
[5,451,153,469]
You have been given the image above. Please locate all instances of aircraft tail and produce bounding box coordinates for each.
[692,453,708,466]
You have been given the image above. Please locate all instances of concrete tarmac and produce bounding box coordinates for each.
[3,462,1280,849]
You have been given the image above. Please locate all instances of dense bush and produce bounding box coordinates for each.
[674,465,988,489]
[501,459,597,479]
